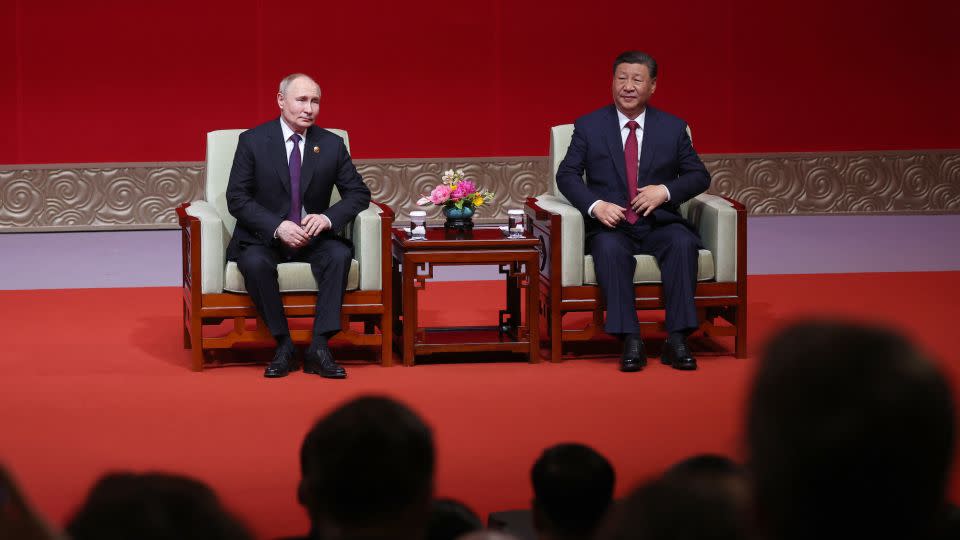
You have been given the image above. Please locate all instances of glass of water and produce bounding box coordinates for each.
[507,209,526,238]
[409,210,427,240]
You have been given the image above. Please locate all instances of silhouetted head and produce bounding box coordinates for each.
[299,395,435,540]
[596,454,749,540]
[531,443,615,540]
[747,320,956,540]
[66,472,251,540]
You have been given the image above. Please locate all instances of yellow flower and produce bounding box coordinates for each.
[473,195,484,207]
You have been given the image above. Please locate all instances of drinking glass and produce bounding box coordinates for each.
[507,209,526,239]
[409,210,427,240]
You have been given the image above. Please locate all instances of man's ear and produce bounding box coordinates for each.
[277,93,285,110]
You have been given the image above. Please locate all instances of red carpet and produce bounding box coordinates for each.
[1,272,958,538]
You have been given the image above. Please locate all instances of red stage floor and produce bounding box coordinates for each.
[1,272,958,539]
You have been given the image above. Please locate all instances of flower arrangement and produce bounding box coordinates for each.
[416,169,494,212]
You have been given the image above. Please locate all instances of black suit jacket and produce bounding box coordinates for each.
[556,104,711,238]
[225,119,371,261]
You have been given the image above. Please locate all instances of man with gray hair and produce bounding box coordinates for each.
[226,73,371,379]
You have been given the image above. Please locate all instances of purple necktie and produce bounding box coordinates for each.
[624,120,640,224]
[287,133,302,224]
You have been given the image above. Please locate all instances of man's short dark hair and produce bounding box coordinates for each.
[613,51,658,79]
[299,395,435,530]
[531,443,615,538]
[596,456,750,540]
[66,472,251,540]
[747,320,956,540]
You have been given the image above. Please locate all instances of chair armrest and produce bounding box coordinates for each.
[685,194,743,283]
[352,201,393,291]
[528,194,585,287]
[184,200,227,294]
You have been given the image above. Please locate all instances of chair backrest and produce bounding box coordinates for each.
[548,122,694,206]
[205,127,350,234]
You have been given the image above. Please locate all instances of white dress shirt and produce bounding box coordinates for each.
[275,118,331,237]
[587,107,670,218]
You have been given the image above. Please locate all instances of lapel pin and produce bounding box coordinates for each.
[313,146,320,153]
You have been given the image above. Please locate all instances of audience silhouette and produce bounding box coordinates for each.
[66,472,251,540]
[747,320,956,540]
[531,443,615,540]
[4,321,958,540]
[596,454,749,540]
[297,395,435,540]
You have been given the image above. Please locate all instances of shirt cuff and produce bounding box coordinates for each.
[587,200,601,218]
[661,185,671,202]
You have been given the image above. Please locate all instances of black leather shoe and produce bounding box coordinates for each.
[662,339,697,371]
[620,334,647,372]
[304,347,347,379]
[264,342,295,378]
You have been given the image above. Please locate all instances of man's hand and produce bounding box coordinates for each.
[593,201,627,228]
[632,185,669,216]
[301,214,331,237]
[276,220,310,248]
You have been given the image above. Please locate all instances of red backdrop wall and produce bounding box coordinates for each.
[1,0,958,164]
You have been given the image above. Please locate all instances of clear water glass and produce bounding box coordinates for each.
[409,210,427,240]
[507,209,526,238]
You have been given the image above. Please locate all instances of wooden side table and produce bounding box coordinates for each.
[391,226,541,366]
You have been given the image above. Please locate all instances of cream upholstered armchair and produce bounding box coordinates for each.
[176,129,394,371]
[525,124,747,363]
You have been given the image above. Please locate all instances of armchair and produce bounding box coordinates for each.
[177,129,394,371]
[525,124,747,363]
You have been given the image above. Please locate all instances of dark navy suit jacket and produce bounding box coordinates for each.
[556,104,711,238]
[225,119,371,261]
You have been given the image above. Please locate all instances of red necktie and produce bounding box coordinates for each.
[624,120,640,224]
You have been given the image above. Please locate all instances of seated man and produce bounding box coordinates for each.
[531,443,615,540]
[556,51,711,372]
[226,73,371,379]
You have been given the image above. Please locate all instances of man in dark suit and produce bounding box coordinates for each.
[226,73,371,379]
[557,51,711,372]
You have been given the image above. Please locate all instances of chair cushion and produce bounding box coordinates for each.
[583,249,715,285]
[223,259,360,294]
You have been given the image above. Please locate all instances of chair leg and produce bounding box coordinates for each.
[735,305,748,359]
[189,313,204,371]
[550,297,562,363]
[183,302,191,348]
[380,310,394,367]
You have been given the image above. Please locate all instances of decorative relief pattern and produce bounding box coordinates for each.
[702,151,960,215]
[1,151,957,232]
[0,163,203,232]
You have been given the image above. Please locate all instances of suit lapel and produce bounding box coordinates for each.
[602,105,627,190]
[299,126,319,197]
[637,106,658,186]
[269,119,291,195]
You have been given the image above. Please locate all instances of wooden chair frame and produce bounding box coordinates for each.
[525,196,748,363]
[176,201,395,371]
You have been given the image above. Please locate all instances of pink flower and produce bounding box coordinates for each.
[450,184,469,201]
[429,184,451,205]
[458,180,477,195]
